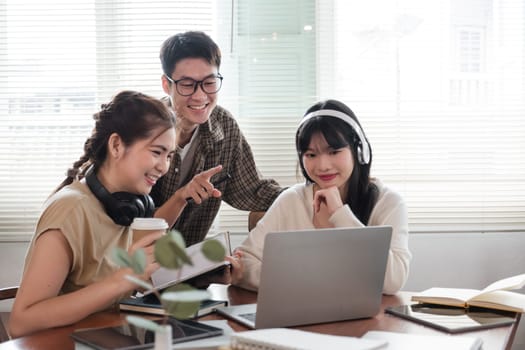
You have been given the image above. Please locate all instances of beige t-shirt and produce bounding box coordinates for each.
[24,180,131,294]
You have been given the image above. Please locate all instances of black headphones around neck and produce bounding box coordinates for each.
[85,166,155,226]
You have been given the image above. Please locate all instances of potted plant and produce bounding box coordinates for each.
[112,229,227,349]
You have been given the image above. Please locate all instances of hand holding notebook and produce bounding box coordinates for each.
[147,231,232,294]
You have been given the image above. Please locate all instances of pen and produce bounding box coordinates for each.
[186,172,232,204]
[211,172,232,186]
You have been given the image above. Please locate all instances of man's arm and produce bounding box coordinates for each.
[222,133,284,211]
[154,166,223,227]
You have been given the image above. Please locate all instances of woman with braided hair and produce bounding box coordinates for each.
[9,90,176,338]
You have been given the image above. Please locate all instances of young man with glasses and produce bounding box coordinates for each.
[152,31,283,246]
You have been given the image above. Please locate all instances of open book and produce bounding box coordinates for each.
[146,231,232,294]
[411,273,525,313]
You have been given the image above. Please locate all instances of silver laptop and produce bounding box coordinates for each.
[216,226,392,329]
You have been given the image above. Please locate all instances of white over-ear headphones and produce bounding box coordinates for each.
[299,109,371,165]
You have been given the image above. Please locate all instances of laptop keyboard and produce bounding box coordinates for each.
[240,312,256,323]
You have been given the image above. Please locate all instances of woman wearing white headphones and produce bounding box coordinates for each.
[228,99,411,295]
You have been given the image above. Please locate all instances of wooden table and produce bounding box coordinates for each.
[0,284,520,350]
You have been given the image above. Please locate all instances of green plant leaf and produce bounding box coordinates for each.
[201,239,226,262]
[162,290,211,302]
[168,229,186,249]
[125,315,161,332]
[161,284,208,319]
[154,231,193,269]
[154,235,182,269]
[112,247,132,268]
[124,275,153,290]
[162,283,211,301]
[167,230,193,266]
[130,248,146,274]
[164,283,192,293]
[166,300,201,319]
[169,239,193,266]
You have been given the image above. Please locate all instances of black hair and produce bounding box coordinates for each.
[55,90,176,193]
[160,31,221,77]
[296,99,378,224]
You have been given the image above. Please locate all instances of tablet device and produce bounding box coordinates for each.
[70,318,223,350]
[386,304,517,334]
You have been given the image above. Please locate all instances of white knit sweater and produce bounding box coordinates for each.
[235,180,411,295]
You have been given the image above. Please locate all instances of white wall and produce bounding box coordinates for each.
[403,232,525,291]
[0,241,28,288]
[0,240,27,312]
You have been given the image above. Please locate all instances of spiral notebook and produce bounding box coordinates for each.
[230,328,387,350]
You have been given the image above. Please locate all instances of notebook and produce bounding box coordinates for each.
[146,231,231,295]
[230,328,387,350]
[216,226,392,329]
[119,294,227,318]
[362,330,482,350]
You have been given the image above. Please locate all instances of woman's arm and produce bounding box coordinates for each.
[9,229,159,338]
[376,194,411,295]
[328,189,411,295]
[232,191,297,291]
[232,213,275,291]
[232,186,311,291]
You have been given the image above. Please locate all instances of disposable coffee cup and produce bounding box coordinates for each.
[130,218,168,244]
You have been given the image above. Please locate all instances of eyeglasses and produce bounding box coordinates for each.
[165,73,223,96]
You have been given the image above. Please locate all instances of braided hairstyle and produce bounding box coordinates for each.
[55,90,175,193]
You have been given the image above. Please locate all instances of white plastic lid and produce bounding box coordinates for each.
[130,218,168,230]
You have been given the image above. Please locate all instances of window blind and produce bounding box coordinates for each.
[317,0,525,233]
[0,0,217,237]
[1,0,524,240]
[213,0,316,232]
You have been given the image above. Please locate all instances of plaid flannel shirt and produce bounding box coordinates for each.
[150,105,283,246]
